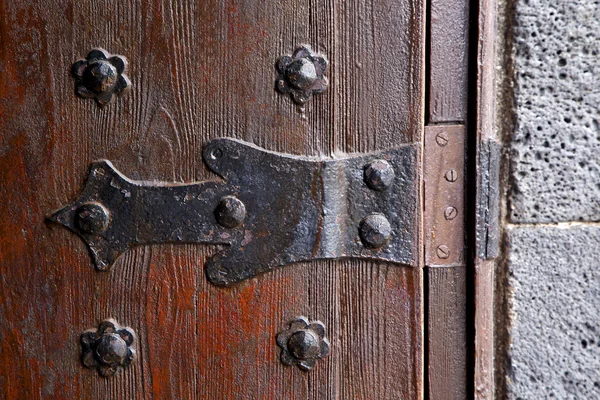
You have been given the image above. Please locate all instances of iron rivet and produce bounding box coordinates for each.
[444,169,458,182]
[435,132,449,147]
[71,48,130,107]
[215,196,246,228]
[436,245,450,259]
[286,58,318,90]
[444,206,458,220]
[275,46,328,105]
[288,330,321,360]
[75,202,110,234]
[277,317,330,371]
[359,213,392,248]
[81,319,135,377]
[363,159,395,191]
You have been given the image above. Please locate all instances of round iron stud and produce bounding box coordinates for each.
[75,202,110,235]
[96,333,129,365]
[363,159,395,191]
[84,60,119,93]
[285,59,319,90]
[288,330,321,360]
[215,196,247,228]
[359,213,392,248]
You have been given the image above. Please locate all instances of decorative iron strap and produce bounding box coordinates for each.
[50,138,418,286]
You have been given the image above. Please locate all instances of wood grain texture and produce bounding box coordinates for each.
[0,0,425,399]
[428,0,470,123]
[473,0,499,397]
[426,266,467,400]
[473,259,494,400]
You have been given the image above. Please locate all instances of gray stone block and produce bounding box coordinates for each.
[506,225,600,399]
[509,0,600,223]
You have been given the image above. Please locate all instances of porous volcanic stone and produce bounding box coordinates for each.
[509,1,600,223]
[506,225,600,399]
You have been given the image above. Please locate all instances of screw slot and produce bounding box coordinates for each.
[436,245,450,259]
[444,206,458,220]
[435,132,449,147]
[444,169,458,182]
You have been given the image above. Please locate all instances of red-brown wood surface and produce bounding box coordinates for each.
[0,0,425,398]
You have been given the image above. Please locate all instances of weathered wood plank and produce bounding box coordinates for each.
[428,0,470,123]
[427,266,468,400]
[473,0,499,396]
[0,0,425,398]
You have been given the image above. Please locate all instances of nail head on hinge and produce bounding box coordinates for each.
[359,213,392,248]
[75,202,110,234]
[215,196,246,228]
[363,159,395,191]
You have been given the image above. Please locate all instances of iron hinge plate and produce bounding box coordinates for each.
[50,138,419,286]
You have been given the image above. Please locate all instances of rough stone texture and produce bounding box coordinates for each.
[506,225,600,399]
[509,0,600,223]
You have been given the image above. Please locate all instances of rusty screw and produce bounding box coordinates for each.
[364,159,395,191]
[436,245,450,259]
[444,206,458,220]
[444,169,458,182]
[359,213,392,249]
[435,132,449,147]
[215,196,246,228]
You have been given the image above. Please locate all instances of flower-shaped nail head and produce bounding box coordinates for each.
[81,319,135,377]
[72,48,131,106]
[275,46,328,105]
[276,316,330,371]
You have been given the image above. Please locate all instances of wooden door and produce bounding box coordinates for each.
[0,0,477,398]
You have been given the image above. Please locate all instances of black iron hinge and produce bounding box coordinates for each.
[50,138,419,286]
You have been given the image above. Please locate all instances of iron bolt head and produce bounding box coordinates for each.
[72,49,130,107]
[75,202,110,235]
[277,316,330,371]
[215,196,246,228]
[359,213,392,249]
[435,132,449,146]
[96,333,129,365]
[84,60,119,93]
[288,330,321,360]
[285,58,318,90]
[81,319,135,377]
[276,46,328,105]
[364,159,395,191]
[444,206,458,220]
[444,169,458,182]
[436,245,450,259]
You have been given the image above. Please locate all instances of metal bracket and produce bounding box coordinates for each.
[50,138,418,286]
[424,125,466,266]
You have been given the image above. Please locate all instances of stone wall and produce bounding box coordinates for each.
[502,0,600,398]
